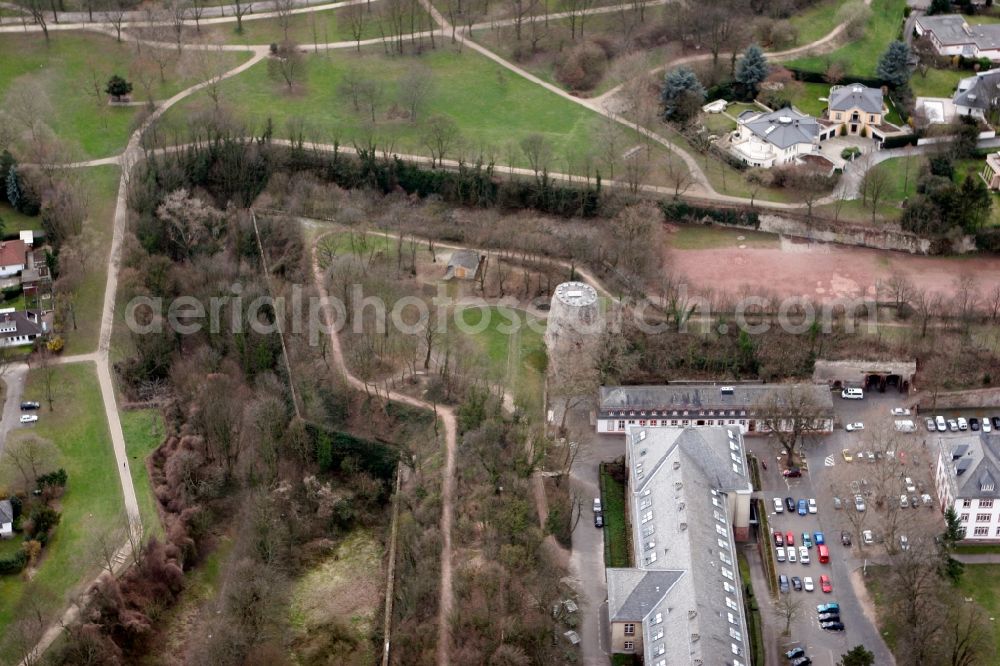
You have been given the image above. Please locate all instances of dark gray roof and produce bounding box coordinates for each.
[599,383,834,416]
[942,433,1000,499]
[742,109,819,150]
[607,569,683,621]
[446,249,482,272]
[0,500,12,524]
[828,84,884,114]
[918,14,1000,50]
[954,69,1000,110]
[0,311,43,340]
[612,426,752,664]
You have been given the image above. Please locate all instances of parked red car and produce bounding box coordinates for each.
[774,531,784,546]
[820,575,832,593]
[786,532,795,546]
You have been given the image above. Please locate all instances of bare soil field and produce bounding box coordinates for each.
[665,229,1000,302]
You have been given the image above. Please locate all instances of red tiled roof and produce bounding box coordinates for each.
[0,240,27,269]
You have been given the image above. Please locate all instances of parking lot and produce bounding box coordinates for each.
[750,389,930,666]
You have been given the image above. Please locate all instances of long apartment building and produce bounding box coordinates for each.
[606,426,754,665]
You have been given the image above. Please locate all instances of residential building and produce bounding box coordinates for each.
[0,239,27,279]
[727,108,827,168]
[983,152,1000,189]
[0,309,46,348]
[606,426,752,664]
[952,68,1000,119]
[596,383,835,435]
[915,15,1000,60]
[443,249,484,281]
[0,499,13,539]
[826,84,885,135]
[935,433,1000,540]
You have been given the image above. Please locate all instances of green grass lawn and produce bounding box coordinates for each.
[162,45,621,175]
[192,5,431,46]
[0,363,120,664]
[783,81,833,116]
[702,112,736,134]
[456,305,546,418]
[910,67,966,98]
[667,224,780,250]
[62,165,121,356]
[120,409,165,538]
[788,0,849,46]
[787,0,907,78]
[0,202,43,235]
[599,464,629,569]
[0,31,248,160]
[957,565,1000,657]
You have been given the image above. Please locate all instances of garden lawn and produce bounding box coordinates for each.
[788,0,848,46]
[192,4,431,46]
[63,165,122,355]
[161,44,626,171]
[120,409,165,537]
[910,68,966,98]
[0,363,119,665]
[0,202,43,235]
[457,306,546,419]
[599,464,629,569]
[786,0,907,78]
[782,81,833,116]
[667,225,779,250]
[0,31,248,160]
[957,565,1000,657]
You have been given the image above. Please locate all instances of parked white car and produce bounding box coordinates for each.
[773,497,784,513]
[905,477,916,493]
[799,546,810,564]
[776,546,786,562]
[593,498,602,513]
[19,414,37,424]
[958,417,969,431]
[891,407,912,416]
[803,576,815,592]
[863,530,874,545]
[846,422,864,432]
[808,498,817,514]
[787,547,797,563]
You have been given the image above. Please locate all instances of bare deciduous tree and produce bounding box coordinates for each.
[754,386,829,468]
[423,114,459,167]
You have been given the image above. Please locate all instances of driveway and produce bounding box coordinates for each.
[569,422,624,665]
[0,362,29,459]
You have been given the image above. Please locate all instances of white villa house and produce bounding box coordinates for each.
[727,108,835,168]
[952,68,1000,120]
[915,14,1000,61]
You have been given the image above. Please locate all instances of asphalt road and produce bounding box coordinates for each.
[0,362,29,459]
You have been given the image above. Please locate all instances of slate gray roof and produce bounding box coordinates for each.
[941,433,1000,499]
[607,569,683,621]
[0,311,44,341]
[0,499,13,524]
[447,249,481,272]
[828,84,884,114]
[599,383,834,417]
[917,14,1000,50]
[609,426,752,665]
[742,108,819,150]
[953,69,1000,111]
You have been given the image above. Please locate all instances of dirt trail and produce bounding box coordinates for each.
[310,236,457,666]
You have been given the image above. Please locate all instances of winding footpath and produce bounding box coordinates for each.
[310,236,457,666]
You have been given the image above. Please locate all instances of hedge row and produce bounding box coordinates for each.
[0,548,27,575]
[660,201,761,229]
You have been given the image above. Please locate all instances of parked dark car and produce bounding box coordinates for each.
[790,658,813,666]
[792,576,803,591]
[783,468,802,478]
[992,416,1000,430]
[821,621,845,631]
[818,612,840,622]
[841,531,852,546]
[594,512,603,528]
[784,647,805,660]
[785,497,796,512]
[779,575,790,593]
[20,401,40,410]
[971,418,980,431]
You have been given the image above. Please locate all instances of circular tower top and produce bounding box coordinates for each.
[554,281,598,308]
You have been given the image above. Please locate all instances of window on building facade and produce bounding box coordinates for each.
[977,513,992,523]
[963,499,973,508]
[961,513,970,522]
[982,500,995,509]
[974,526,989,536]
[624,624,635,636]
[623,641,634,651]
